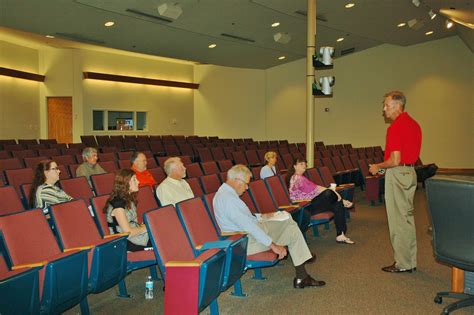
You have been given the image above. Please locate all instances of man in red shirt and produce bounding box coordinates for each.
[369,91,422,273]
[131,152,157,189]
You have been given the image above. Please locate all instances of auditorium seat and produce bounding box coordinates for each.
[38,148,61,157]
[4,168,34,196]
[91,173,116,196]
[144,205,226,314]
[59,177,94,206]
[201,161,220,175]
[0,209,90,314]
[149,167,166,184]
[100,160,118,174]
[136,186,159,223]
[186,163,204,178]
[11,149,37,160]
[23,156,48,169]
[51,154,77,166]
[0,185,25,215]
[197,147,214,162]
[185,177,204,197]
[199,174,222,194]
[217,159,233,172]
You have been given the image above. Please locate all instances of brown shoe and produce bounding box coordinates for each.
[293,276,326,288]
[381,262,416,273]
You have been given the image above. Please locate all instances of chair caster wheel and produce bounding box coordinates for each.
[434,296,442,304]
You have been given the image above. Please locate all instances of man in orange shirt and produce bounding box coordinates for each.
[131,152,156,188]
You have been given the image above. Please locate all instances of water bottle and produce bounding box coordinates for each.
[378,169,386,175]
[145,276,154,300]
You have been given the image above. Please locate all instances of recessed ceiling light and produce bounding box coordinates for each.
[45,35,55,38]
[104,21,115,27]
[345,3,355,8]
[445,20,454,29]
[425,30,434,35]
[278,56,286,60]
[271,22,280,28]
[208,44,217,48]
[428,10,437,20]
[336,37,344,42]
[397,22,406,28]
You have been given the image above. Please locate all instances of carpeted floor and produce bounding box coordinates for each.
[66,187,473,314]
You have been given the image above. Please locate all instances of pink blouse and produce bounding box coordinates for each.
[289,174,323,201]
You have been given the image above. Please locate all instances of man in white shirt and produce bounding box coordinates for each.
[156,157,194,206]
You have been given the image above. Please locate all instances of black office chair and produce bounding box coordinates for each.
[426,175,474,314]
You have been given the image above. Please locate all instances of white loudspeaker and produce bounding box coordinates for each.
[319,47,335,65]
[319,76,335,95]
[158,3,183,20]
[273,32,291,44]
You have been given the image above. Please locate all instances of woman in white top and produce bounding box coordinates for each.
[260,151,278,179]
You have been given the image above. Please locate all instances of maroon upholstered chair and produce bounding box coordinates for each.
[59,176,94,206]
[136,186,159,223]
[199,174,222,194]
[201,161,220,175]
[186,163,204,178]
[217,160,233,172]
[4,168,34,196]
[149,167,166,185]
[0,185,25,215]
[90,173,115,196]
[186,177,204,198]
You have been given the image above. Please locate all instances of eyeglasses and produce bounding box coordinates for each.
[48,167,60,172]
[235,178,250,186]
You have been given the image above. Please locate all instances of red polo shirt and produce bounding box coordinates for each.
[384,112,422,164]
[132,166,157,188]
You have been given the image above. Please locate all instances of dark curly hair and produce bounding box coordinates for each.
[103,169,138,213]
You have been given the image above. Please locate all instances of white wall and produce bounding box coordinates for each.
[264,36,473,168]
[194,65,266,139]
[0,41,40,139]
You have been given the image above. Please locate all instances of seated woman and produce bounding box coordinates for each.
[29,159,73,213]
[260,151,278,180]
[285,158,355,245]
[104,169,151,252]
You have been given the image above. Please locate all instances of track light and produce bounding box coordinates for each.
[428,9,437,20]
[412,0,420,7]
[445,19,454,29]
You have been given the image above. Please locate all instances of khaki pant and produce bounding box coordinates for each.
[385,166,417,269]
[247,218,312,266]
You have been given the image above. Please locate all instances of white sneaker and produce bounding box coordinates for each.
[336,233,355,245]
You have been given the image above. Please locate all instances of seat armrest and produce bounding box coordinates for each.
[11,261,47,270]
[104,232,130,238]
[220,231,247,236]
[63,245,94,253]
[196,240,233,251]
[166,261,202,267]
[293,199,312,203]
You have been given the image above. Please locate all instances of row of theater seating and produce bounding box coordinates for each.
[1,169,353,314]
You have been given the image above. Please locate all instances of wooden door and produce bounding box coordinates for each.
[47,97,73,144]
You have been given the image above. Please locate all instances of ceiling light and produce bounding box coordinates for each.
[104,21,115,27]
[278,56,286,60]
[428,10,437,20]
[445,20,454,29]
[344,3,355,8]
[397,22,406,27]
[425,30,434,35]
[271,22,280,28]
[45,35,55,38]
[336,37,344,42]
[208,44,217,48]
[412,0,420,7]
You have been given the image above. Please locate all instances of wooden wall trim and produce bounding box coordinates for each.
[83,71,199,89]
[0,67,45,82]
[437,168,474,175]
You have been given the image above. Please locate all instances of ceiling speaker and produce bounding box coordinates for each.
[157,3,183,20]
[408,18,425,30]
[273,32,291,44]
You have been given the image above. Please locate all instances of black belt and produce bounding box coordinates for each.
[400,163,415,167]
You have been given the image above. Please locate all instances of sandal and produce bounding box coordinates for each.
[342,199,353,208]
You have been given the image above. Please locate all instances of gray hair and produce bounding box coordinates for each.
[163,157,181,176]
[384,91,406,108]
[227,164,252,181]
[82,147,97,160]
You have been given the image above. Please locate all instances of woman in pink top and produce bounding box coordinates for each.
[285,158,355,244]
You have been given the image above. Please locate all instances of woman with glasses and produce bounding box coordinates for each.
[29,159,72,213]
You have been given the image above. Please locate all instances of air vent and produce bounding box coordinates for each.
[55,33,105,45]
[220,33,255,43]
[341,47,355,56]
[126,8,173,23]
[294,10,328,22]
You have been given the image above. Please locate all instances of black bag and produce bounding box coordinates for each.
[416,163,438,183]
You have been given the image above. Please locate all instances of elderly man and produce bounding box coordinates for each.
[369,91,422,273]
[131,151,156,188]
[76,147,106,184]
[213,164,325,289]
[156,157,194,206]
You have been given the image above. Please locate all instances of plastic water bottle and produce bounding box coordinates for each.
[145,276,154,300]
